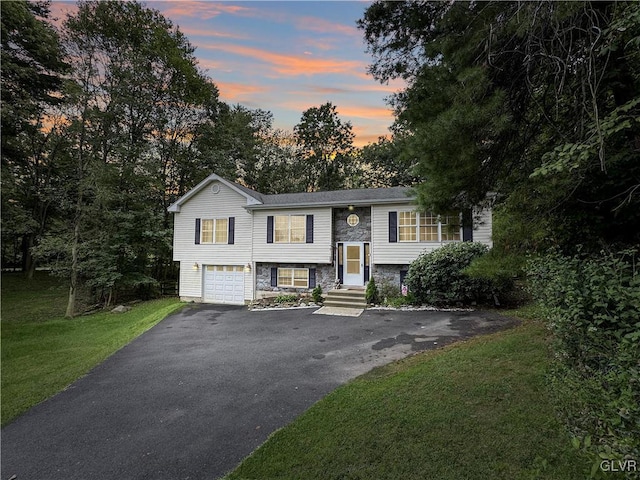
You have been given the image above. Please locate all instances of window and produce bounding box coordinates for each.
[201,218,228,244]
[398,211,417,242]
[275,215,306,243]
[419,213,439,241]
[347,214,359,226]
[398,211,462,243]
[440,213,461,241]
[277,268,309,288]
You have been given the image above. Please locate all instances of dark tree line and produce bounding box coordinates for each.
[359,0,640,252]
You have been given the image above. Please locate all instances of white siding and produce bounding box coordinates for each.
[473,207,493,247]
[252,207,333,263]
[371,203,493,265]
[172,180,254,301]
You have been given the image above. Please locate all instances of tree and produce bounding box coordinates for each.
[35,0,219,316]
[293,102,356,191]
[357,135,419,188]
[359,1,640,251]
[1,0,69,276]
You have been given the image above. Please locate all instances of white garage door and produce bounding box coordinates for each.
[203,265,245,304]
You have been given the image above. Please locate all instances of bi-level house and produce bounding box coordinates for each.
[168,173,493,304]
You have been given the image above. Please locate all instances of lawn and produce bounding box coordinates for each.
[224,318,588,480]
[1,272,183,425]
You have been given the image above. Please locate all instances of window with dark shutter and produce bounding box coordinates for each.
[195,218,201,244]
[228,217,235,244]
[389,212,398,243]
[270,267,277,287]
[309,268,316,288]
[306,215,314,243]
[267,216,274,243]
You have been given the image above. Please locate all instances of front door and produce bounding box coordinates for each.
[343,242,364,286]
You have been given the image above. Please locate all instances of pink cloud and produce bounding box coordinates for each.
[203,43,365,77]
[215,81,271,101]
[295,16,359,37]
[158,2,253,20]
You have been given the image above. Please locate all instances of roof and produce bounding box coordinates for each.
[167,173,415,212]
[251,185,413,209]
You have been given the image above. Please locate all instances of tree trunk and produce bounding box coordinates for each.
[22,234,36,279]
[65,217,80,318]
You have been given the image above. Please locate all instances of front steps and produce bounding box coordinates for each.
[323,288,367,309]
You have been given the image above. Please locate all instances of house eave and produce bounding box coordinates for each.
[244,197,416,211]
[167,173,263,213]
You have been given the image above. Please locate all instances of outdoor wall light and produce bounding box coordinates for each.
[244,263,252,273]
[192,262,199,271]
[348,205,355,211]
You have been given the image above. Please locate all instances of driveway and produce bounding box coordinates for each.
[1,305,517,480]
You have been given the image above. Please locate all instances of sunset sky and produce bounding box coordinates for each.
[50,1,405,146]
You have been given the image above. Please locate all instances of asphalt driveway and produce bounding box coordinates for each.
[2,305,518,480]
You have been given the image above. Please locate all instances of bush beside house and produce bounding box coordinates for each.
[404,242,490,306]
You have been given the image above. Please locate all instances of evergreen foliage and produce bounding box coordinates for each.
[404,242,489,306]
[528,250,640,471]
[359,1,640,251]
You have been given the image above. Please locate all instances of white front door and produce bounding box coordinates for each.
[343,242,364,286]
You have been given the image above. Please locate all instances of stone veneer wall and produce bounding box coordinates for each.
[333,207,371,243]
[372,264,410,289]
[255,262,335,297]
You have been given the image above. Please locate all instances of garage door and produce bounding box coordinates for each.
[203,265,245,304]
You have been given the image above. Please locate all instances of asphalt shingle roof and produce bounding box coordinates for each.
[254,185,413,207]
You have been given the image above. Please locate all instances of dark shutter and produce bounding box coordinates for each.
[389,211,398,243]
[271,267,278,287]
[195,218,201,244]
[400,270,408,287]
[337,243,344,284]
[267,216,274,243]
[228,217,235,244]
[306,215,314,243]
[309,268,316,288]
[462,210,473,242]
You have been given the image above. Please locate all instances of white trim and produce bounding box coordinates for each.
[277,267,309,288]
[200,218,228,244]
[168,174,262,212]
[397,211,462,243]
[343,242,364,286]
[274,214,306,244]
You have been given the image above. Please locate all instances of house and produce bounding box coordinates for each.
[168,173,493,305]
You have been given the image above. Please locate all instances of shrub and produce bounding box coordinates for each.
[405,242,490,305]
[311,286,323,304]
[378,282,401,304]
[464,250,528,306]
[528,249,640,470]
[274,294,298,304]
[365,277,380,305]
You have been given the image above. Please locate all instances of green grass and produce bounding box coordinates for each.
[1,272,183,425]
[1,271,69,323]
[224,319,587,480]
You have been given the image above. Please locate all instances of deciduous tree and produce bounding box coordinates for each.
[293,102,356,191]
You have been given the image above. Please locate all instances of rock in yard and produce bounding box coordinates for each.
[111,305,132,314]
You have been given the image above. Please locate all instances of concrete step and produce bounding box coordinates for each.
[324,289,367,308]
[324,300,367,309]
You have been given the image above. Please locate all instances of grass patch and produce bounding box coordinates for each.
[1,273,183,425]
[1,272,69,323]
[224,320,586,480]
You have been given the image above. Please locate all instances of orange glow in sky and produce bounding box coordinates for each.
[49,1,403,147]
